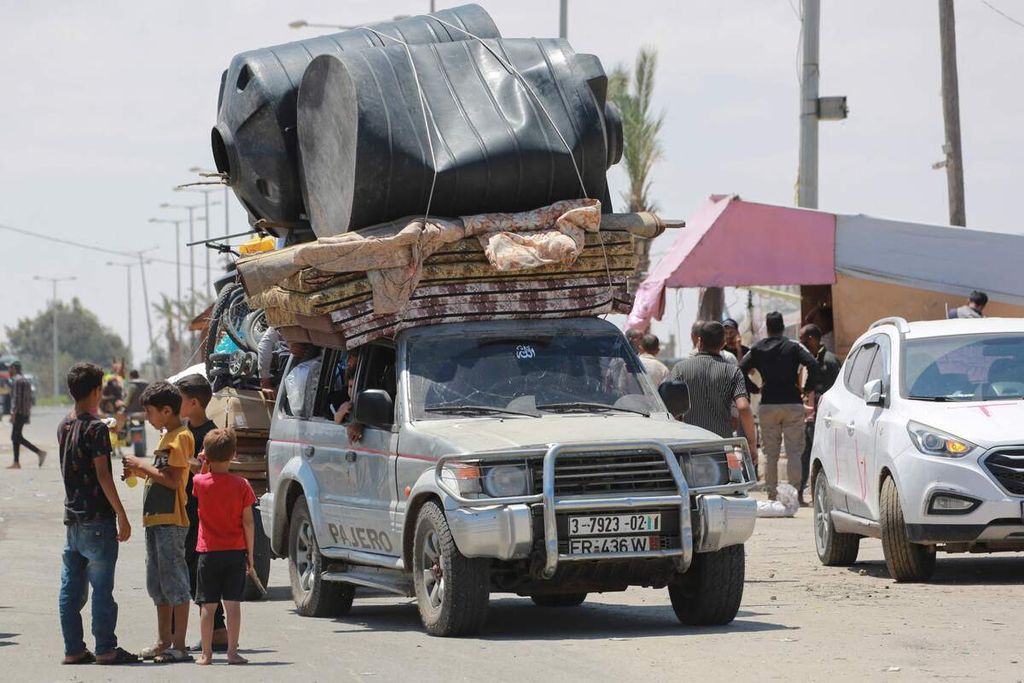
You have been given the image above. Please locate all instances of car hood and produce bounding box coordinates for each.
[407,414,724,455]
[907,400,1024,448]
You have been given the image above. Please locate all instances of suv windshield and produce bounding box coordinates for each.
[904,333,1024,401]
[408,333,662,420]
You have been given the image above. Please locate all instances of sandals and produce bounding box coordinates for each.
[62,651,96,665]
[154,648,194,664]
[97,647,141,665]
[138,644,164,660]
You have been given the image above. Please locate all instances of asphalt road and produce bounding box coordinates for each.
[2,406,1023,682]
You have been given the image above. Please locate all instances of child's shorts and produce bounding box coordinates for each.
[145,525,191,605]
[195,550,247,604]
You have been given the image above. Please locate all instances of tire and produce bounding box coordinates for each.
[244,507,273,601]
[205,282,242,372]
[880,476,936,582]
[412,501,490,637]
[530,593,587,608]
[813,471,860,566]
[287,497,355,617]
[668,544,745,626]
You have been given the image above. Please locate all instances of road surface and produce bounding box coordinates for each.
[1,406,1022,681]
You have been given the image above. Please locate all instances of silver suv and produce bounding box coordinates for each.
[261,317,757,636]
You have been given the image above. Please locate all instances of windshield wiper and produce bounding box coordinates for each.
[908,395,973,402]
[424,404,539,418]
[536,401,649,416]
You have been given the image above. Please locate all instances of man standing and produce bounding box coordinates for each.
[638,334,670,386]
[740,312,818,499]
[671,322,758,462]
[798,324,841,504]
[7,360,46,469]
[948,290,987,319]
[689,320,737,364]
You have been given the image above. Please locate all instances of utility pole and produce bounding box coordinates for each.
[559,0,568,39]
[938,0,966,226]
[106,262,136,364]
[137,251,155,362]
[150,217,185,369]
[33,275,75,399]
[797,0,847,210]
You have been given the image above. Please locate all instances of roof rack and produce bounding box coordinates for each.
[869,316,910,333]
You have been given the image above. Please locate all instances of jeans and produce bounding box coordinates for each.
[11,413,41,464]
[59,518,119,657]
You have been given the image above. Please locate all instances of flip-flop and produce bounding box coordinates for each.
[62,651,96,665]
[154,648,194,664]
[97,647,141,665]
[138,644,165,660]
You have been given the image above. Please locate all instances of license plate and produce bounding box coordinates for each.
[568,536,657,554]
[568,513,661,537]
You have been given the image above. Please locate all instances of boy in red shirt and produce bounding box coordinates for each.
[192,428,255,666]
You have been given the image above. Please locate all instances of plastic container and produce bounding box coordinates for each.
[211,4,502,236]
[297,38,623,237]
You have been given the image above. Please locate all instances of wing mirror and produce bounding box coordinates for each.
[659,379,690,418]
[864,379,886,407]
[354,389,394,428]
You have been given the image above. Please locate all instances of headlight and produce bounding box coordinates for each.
[683,453,729,487]
[907,421,976,458]
[482,464,529,497]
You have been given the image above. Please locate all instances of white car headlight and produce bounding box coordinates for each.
[683,453,729,487]
[907,421,976,458]
[482,464,529,497]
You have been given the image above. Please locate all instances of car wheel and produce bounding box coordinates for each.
[530,593,587,608]
[668,544,745,626]
[412,501,490,637]
[813,471,860,566]
[288,496,355,617]
[880,476,936,582]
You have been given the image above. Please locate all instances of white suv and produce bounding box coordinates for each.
[810,316,1024,581]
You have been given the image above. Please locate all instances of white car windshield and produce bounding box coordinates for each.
[904,333,1024,401]
[407,333,662,419]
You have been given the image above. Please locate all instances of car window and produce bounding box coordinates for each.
[311,349,352,421]
[358,345,397,425]
[844,344,877,398]
[280,347,324,419]
[903,333,1024,401]
[866,336,890,386]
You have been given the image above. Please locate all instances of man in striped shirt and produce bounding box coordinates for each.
[7,360,46,469]
[670,322,758,465]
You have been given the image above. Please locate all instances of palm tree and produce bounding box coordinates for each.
[608,47,664,295]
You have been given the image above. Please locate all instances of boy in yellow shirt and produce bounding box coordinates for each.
[123,381,194,663]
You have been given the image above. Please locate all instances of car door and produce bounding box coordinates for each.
[850,335,892,519]
[825,342,876,512]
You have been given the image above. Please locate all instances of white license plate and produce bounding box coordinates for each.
[568,513,661,537]
[568,536,655,554]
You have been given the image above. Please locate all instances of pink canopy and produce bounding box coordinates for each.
[627,194,836,330]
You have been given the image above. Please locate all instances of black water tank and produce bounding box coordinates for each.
[211,4,501,235]
[297,38,623,237]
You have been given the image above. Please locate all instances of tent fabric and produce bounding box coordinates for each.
[835,214,1024,307]
[627,195,836,330]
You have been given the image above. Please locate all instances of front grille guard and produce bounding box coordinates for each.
[435,439,755,578]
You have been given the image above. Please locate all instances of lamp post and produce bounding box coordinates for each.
[149,217,184,368]
[175,186,221,298]
[33,275,76,399]
[160,202,203,322]
[105,261,138,364]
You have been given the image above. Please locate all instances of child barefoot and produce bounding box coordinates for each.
[191,428,256,665]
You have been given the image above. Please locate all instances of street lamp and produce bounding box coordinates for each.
[33,275,76,399]
[160,202,204,323]
[105,261,137,364]
[190,166,232,238]
[175,186,221,298]
[149,217,184,369]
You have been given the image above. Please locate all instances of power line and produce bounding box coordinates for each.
[0,222,176,266]
[979,0,1024,30]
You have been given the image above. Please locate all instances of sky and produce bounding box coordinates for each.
[1,0,1022,360]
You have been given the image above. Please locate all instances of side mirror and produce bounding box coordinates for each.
[659,379,690,418]
[354,389,394,428]
[864,379,885,407]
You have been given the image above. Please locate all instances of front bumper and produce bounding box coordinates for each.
[437,439,756,577]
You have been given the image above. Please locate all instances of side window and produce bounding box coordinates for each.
[311,349,351,421]
[358,345,397,426]
[280,347,324,419]
[844,344,877,398]
[865,337,891,387]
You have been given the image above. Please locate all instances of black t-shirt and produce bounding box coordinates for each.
[58,412,115,525]
[740,336,819,405]
[185,420,216,521]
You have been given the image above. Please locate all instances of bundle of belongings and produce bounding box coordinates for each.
[236,199,670,350]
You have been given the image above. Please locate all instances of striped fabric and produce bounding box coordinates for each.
[669,353,748,438]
